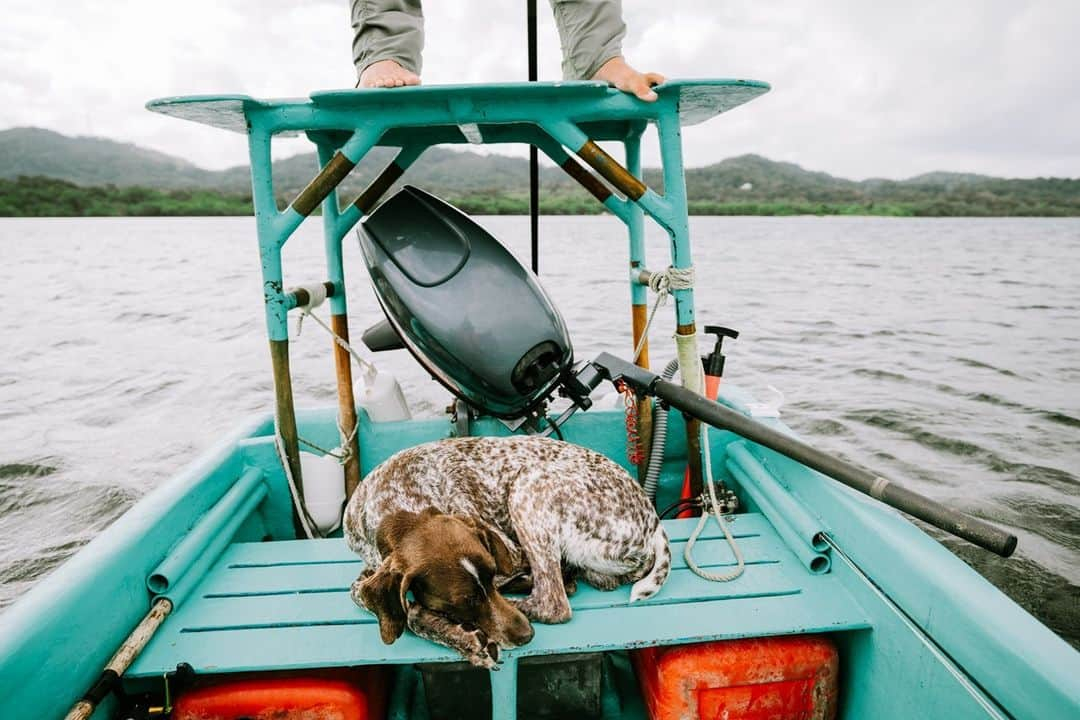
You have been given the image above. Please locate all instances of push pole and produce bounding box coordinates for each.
[63,599,173,720]
[591,352,1019,558]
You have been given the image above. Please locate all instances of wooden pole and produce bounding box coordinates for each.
[63,598,173,720]
[331,313,362,498]
[631,303,654,479]
[269,338,306,535]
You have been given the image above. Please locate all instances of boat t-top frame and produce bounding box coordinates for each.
[148,79,772,508]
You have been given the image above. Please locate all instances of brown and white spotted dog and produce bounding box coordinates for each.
[344,435,671,668]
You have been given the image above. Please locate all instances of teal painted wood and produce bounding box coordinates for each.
[127,514,869,678]
[3,396,1076,718]
[146,81,769,137]
[624,128,647,306]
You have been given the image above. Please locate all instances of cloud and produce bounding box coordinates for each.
[1,0,1077,178]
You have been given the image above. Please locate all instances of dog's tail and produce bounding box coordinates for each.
[630,523,671,602]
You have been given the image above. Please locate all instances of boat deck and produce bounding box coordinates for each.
[128,514,870,678]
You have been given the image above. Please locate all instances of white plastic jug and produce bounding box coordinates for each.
[355,369,411,422]
[299,451,345,534]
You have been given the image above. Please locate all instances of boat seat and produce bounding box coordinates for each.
[126,515,870,678]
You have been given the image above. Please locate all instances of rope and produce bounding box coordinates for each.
[296,419,360,467]
[633,266,695,362]
[682,359,745,582]
[296,308,379,382]
[279,284,368,539]
[274,430,320,540]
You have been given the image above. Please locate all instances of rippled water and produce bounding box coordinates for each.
[1,216,1077,646]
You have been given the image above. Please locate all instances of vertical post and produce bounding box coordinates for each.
[491,657,518,720]
[656,113,704,498]
[248,126,307,534]
[625,127,653,481]
[316,141,362,500]
[527,0,540,274]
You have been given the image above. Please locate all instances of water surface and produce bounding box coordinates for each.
[1,215,1077,645]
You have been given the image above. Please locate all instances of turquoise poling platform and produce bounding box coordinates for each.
[146,80,770,139]
[146,79,770,341]
[127,514,869,678]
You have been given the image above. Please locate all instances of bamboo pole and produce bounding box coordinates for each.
[63,598,173,720]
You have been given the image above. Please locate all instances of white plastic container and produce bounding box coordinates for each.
[355,369,412,422]
[299,451,346,534]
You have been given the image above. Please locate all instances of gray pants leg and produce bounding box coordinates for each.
[351,0,425,77]
[351,0,626,81]
[549,0,627,80]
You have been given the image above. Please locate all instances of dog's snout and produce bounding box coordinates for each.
[495,596,535,647]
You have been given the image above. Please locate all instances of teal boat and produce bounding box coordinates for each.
[1,79,1078,720]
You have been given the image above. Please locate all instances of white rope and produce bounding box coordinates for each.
[296,308,379,382]
[296,419,360,467]
[682,358,745,582]
[633,266,695,362]
[274,430,321,540]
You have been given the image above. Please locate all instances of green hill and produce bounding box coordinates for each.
[0,127,218,188]
[1,127,1077,216]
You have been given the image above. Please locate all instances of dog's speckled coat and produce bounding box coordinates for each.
[345,435,671,625]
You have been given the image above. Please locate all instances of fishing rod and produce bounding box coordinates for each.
[588,352,1019,558]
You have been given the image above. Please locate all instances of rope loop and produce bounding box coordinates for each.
[633,265,696,363]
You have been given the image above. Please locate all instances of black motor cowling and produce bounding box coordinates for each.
[357,186,573,418]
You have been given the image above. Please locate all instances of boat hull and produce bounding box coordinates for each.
[1,402,1077,719]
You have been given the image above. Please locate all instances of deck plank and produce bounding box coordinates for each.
[195,533,783,598]
[127,514,870,678]
[168,563,799,632]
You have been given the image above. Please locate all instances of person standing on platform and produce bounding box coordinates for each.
[350,0,665,101]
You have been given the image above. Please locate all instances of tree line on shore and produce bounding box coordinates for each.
[2,175,1077,218]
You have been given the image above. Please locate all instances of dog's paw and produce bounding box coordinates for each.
[510,596,572,625]
[444,621,498,669]
[457,622,501,670]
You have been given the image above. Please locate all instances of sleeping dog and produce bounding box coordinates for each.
[343,435,670,668]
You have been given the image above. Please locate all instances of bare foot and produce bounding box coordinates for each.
[592,57,665,102]
[359,59,420,89]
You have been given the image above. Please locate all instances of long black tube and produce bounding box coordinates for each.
[592,353,1018,557]
[527,0,539,274]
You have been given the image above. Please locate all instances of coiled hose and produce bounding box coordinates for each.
[642,358,681,501]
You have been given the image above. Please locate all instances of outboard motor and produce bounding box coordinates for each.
[357,186,596,423]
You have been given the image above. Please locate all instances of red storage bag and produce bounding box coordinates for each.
[171,668,389,720]
[632,635,838,720]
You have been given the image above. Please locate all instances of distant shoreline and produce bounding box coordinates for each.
[2,176,1078,218]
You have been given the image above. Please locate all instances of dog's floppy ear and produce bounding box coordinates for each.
[358,556,418,644]
[375,508,440,556]
[461,517,520,576]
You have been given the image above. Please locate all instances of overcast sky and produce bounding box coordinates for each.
[2,0,1077,179]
